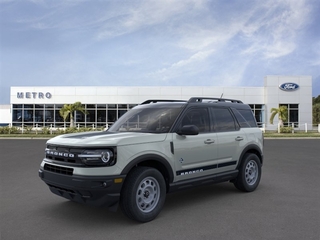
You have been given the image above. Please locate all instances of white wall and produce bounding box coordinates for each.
[0,105,11,125]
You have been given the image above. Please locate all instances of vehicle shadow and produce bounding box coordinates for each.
[37,182,241,225]
[164,182,239,209]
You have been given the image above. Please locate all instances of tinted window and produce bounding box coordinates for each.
[211,108,237,132]
[237,109,257,127]
[180,108,210,133]
[232,109,251,128]
[109,106,182,133]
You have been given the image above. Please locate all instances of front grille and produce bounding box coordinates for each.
[45,145,117,167]
[44,163,73,175]
[45,145,84,165]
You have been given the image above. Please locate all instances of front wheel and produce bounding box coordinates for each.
[233,153,261,192]
[120,167,166,222]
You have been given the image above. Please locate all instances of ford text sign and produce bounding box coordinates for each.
[279,83,299,91]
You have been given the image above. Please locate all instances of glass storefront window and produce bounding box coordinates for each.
[12,109,22,121]
[24,104,33,109]
[13,104,23,108]
[290,104,298,109]
[55,110,64,123]
[34,110,44,122]
[108,110,117,123]
[118,104,127,109]
[44,110,54,122]
[290,110,299,123]
[97,110,106,122]
[45,104,54,109]
[129,104,138,109]
[86,110,96,123]
[11,103,133,128]
[75,112,85,123]
[35,104,44,109]
[97,104,106,109]
[86,104,96,109]
[249,104,265,127]
[280,104,299,127]
[118,110,127,119]
[254,110,263,124]
[108,104,117,108]
[23,110,33,122]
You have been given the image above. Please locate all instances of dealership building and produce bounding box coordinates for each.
[0,76,313,131]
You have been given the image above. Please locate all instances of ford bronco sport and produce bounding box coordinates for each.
[39,97,263,222]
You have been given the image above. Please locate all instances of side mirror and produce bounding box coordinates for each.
[176,125,199,135]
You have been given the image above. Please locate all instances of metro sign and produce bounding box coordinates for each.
[17,92,52,99]
[279,83,299,91]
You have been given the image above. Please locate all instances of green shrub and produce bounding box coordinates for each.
[9,126,20,134]
[24,126,33,134]
[0,126,103,135]
[55,128,65,134]
[280,127,294,133]
[77,127,92,132]
[41,127,51,134]
[0,126,9,134]
[65,127,78,134]
[0,126,21,134]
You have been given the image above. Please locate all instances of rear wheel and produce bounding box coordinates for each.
[120,167,166,222]
[233,153,261,192]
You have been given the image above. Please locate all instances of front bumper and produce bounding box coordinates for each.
[39,168,126,211]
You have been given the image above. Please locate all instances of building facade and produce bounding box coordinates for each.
[1,75,313,131]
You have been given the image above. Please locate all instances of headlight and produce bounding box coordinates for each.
[78,149,116,166]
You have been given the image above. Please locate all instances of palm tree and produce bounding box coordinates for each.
[270,106,288,127]
[59,102,87,127]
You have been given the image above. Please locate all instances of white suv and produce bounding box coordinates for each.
[39,97,263,222]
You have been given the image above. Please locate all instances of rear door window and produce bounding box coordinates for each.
[179,107,210,133]
[211,108,238,132]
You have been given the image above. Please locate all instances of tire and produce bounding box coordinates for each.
[120,167,166,222]
[233,153,261,192]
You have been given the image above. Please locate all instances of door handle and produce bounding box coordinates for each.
[235,136,244,141]
[204,139,215,144]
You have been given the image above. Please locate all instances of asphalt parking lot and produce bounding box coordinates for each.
[1,139,319,240]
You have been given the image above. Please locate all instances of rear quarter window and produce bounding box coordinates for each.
[232,108,257,128]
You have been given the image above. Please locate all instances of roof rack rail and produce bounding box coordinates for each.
[140,99,187,105]
[188,97,243,104]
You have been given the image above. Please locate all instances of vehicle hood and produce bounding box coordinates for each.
[47,131,168,147]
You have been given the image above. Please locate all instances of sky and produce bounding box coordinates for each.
[0,0,319,104]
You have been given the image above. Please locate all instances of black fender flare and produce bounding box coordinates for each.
[237,144,263,169]
[120,154,174,184]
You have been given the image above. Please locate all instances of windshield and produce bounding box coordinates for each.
[108,106,183,133]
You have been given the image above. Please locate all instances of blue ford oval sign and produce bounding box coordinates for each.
[279,83,299,91]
